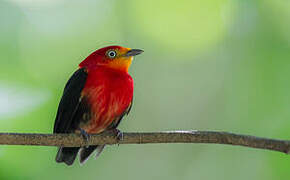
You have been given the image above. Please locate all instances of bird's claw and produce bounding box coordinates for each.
[79,128,90,148]
[112,129,123,145]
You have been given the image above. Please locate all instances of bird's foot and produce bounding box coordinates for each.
[111,129,123,145]
[79,128,90,148]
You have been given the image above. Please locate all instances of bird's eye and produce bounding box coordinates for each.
[107,50,117,59]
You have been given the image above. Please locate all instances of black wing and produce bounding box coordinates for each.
[53,68,88,133]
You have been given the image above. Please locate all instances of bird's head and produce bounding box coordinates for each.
[79,46,143,72]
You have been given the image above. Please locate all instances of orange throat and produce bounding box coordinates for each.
[106,56,133,72]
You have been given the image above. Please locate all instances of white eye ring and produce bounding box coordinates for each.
[107,50,117,58]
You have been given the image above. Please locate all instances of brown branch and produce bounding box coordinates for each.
[0,131,289,154]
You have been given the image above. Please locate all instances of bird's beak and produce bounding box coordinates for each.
[125,49,144,57]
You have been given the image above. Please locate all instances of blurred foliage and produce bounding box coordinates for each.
[0,0,290,179]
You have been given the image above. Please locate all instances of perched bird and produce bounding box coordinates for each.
[53,45,143,166]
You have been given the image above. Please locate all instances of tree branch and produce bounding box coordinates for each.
[0,131,289,154]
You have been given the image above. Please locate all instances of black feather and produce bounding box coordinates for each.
[56,147,80,166]
[79,146,98,164]
[54,68,88,133]
[53,68,87,165]
[79,145,105,164]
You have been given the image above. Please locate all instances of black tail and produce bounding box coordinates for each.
[79,145,105,164]
[55,147,80,166]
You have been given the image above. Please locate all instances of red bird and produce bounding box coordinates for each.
[53,46,143,165]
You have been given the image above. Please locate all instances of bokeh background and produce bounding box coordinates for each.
[1,0,290,179]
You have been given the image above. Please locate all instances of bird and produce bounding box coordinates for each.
[53,45,143,166]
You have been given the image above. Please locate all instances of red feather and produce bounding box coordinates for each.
[80,65,133,134]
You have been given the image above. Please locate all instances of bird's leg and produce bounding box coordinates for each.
[79,128,90,148]
[115,128,124,142]
[110,129,123,145]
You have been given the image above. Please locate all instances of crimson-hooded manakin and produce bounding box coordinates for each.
[53,46,143,165]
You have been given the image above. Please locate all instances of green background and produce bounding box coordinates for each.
[0,0,290,179]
